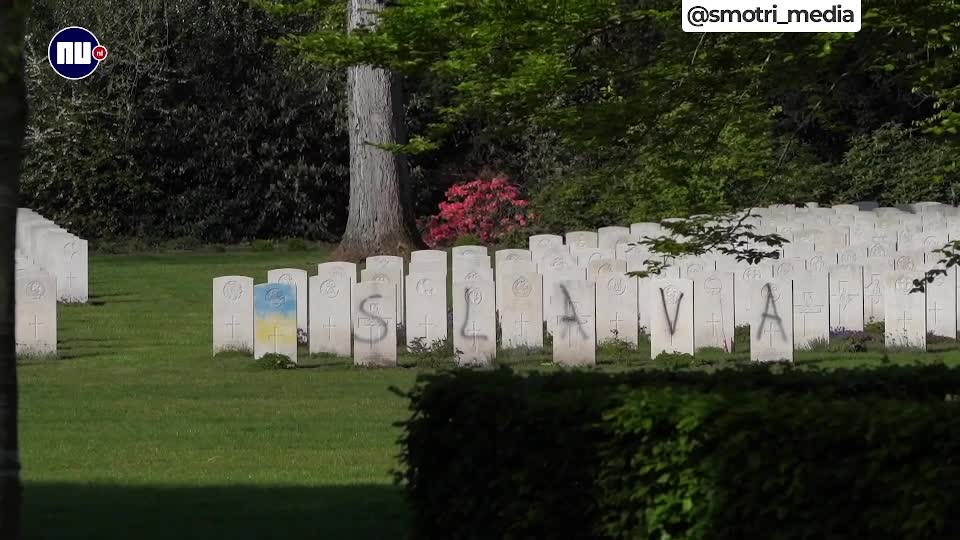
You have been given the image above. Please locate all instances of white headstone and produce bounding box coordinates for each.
[497,272,544,349]
[537,246,577,273]
[452,255,494,282]
[884,272,926,350]
[750,280,794,362]
[572,248,615,268]
[16,269,56,355]
[360,265,403,326]
[365,256,405,325]
[411,250,447,266]
[267,268,309,341]
[551,280,596,366]
[924,265,957,339]
[863,257,893,323]
[352,281,397,366]
[212,276,254,354]
[649,279,694,357]
[587,259,627,282]
[529,234,564,261]
[598,226,633,250]
[50,233,88,302]
[565,231,598,249]
[405,272,448,349]
[253,283,298,362]
[595,271,638,346]
[494,249,532,278]
[308,273,352,357]
[452,280,496,366]
[792,272,829,349]
[828,265,864,332]
[543,268,587,333]
[452,245,488,258]
[693,272,735,352]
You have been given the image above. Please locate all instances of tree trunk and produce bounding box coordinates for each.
[333,0,423,263]
[0,1,24,538]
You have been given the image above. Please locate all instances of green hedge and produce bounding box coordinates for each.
[397,366,960,539]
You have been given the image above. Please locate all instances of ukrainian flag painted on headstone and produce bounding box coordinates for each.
[253,282,298,363]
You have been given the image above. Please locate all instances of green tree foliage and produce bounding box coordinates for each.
[277,0,960,231]
[23,0,349,242]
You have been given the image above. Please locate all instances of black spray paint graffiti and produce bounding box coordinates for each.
[659,288,684,336]
[558,284,588,341]
[756,283,786,340]
[356,294,388,345]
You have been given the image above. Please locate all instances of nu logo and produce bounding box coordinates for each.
[48,27,108,80]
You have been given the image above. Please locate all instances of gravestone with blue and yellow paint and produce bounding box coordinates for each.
[254,282,297,363]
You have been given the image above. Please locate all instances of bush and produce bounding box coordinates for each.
[252,353,297,370]
[398,366,960,539]
[250,240,275,252]
[286,238,309,252]
[452,234,483,247]
[24,0,348,242]
[420,177,534,247]
[599,389,960,539]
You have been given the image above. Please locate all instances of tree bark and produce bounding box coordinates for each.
[333,0,423,263]
[0,1,24,538]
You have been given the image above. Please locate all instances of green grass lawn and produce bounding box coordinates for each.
[18,246,960,539]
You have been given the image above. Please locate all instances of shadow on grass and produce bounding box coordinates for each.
[23,482,407,540]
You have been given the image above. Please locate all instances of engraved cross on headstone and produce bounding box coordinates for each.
[419,315,435,339]
[466,321,483,352]
[324,317,336,340]
[707,313,721,337]
[514,313,529,337]
[30,315,44,339]
[226,314,240,339]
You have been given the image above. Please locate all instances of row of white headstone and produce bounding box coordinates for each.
[212,206,946,366]
[14,209,90,355]
[212,269,930,367]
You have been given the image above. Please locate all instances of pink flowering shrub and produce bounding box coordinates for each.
[421,177,535,247]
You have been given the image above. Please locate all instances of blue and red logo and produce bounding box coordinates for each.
[48,27,108,80]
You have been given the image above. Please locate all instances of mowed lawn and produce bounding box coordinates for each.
[17,246,960,539]
[19,247,414,540]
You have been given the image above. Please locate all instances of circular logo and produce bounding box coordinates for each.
[538,238,552,247]
[373,273,389,282]
[896,256,915,271]
[467,287,484,305]
[809,256,825,271]
[705,275,723,296]
[512,277,531,298]
[265,287,285,307]
[26,280,45,301]
[762,283,781,301]
[840,251,855,264]
[222,280,244,302]
[607,276,626,296]
[318,279,340,299]
[506,253,521,262]
[278,273,295,285]
[461,249,476,256]
[416,278,435,296]
[869,244,886,257]
[550,257,567,270]
[923,236,940,250]
[687,263,704,276]
[465,271,480,281]
[598,263,612,273]
[895,276,912,294]
[575,240,587,249]
[776,263,793,277]
[48,27,107,80]
[663,285,682,305]
[743,267,763,280]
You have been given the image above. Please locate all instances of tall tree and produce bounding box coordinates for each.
[334,0,422,261]
[0,0,25,537]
